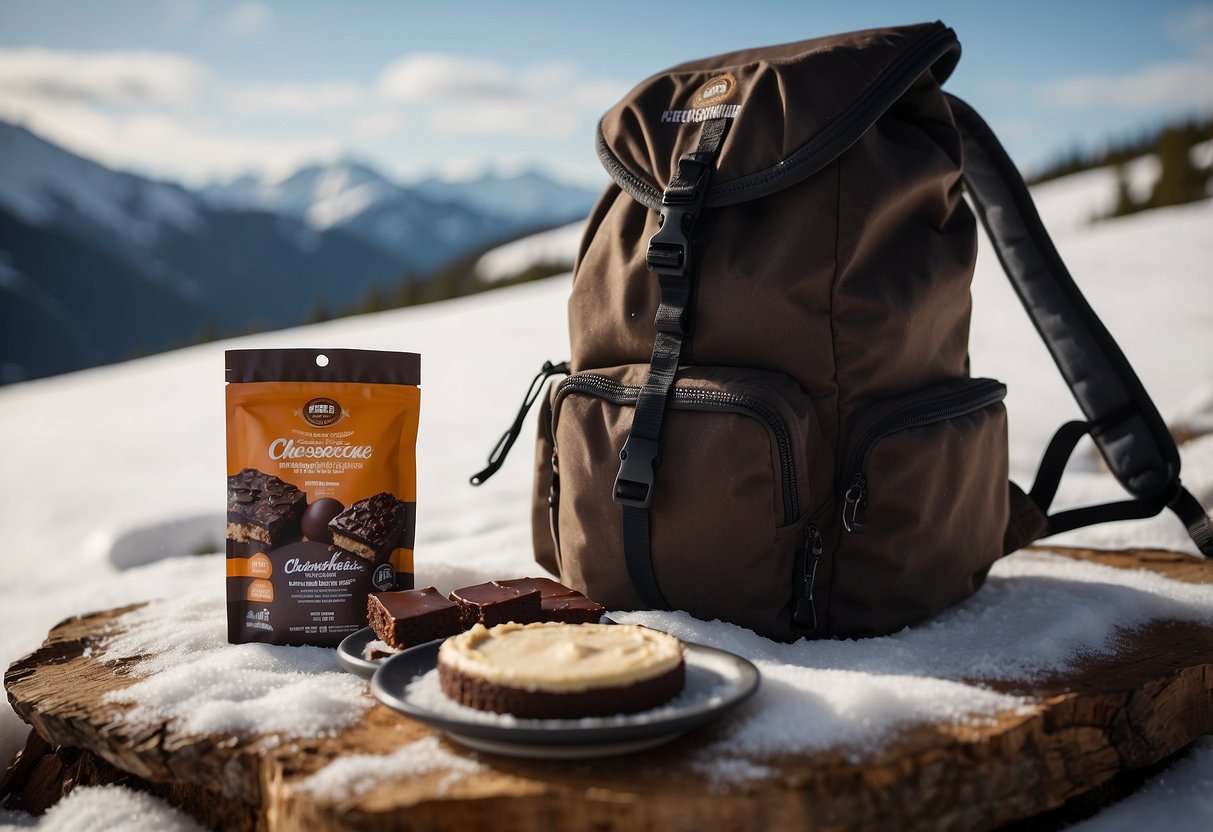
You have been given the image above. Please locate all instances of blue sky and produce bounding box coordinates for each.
[1,0,1210,187]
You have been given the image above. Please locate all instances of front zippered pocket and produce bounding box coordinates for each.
[557,373,802,525]
[550,363,832,641]
[840,378,1006,533]
[828,376,1011,638]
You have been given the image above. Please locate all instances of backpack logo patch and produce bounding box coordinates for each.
[693,73,737,108]
[660,73,742,124]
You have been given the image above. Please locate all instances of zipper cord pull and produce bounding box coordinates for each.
[470,360,570,486]
[842,473,868,533]
[794,524,823,632]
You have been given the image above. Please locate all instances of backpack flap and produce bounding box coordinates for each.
[596,22,961,210]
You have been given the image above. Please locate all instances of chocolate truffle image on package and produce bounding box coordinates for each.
[329,491,410,561]
[226,468,306,548]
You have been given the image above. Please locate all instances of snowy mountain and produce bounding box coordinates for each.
[0,121,409,383]
[0,120,205,251]
[200,163,599,270]
[2,123,595,384]
[412,169,601,229]
[200,161,400,227]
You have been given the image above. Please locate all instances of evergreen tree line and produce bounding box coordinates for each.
[306,225,572,325]
[1028,116,1213,218]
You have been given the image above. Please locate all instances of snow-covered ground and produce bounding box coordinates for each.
[474,219,584,283]
[0,168,1211,829]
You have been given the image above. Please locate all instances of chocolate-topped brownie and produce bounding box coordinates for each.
[366,586,463,649]
[329,492,409,561]
[226,468,306,548]
[448,581,542,629]
[494,577,606,624]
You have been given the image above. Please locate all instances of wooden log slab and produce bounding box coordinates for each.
[4,546,1213,831]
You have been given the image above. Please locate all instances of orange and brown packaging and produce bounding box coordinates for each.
[225,348,421,646]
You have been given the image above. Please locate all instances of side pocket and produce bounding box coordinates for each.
[531,380,560,576]
[830,378,1010,637]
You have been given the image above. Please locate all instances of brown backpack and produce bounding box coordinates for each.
[473,22,1212,640]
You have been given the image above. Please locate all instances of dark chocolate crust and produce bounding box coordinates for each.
[329,492,409,560]
[366,587,462,649]
[438,659,686,719]
[226,468,306,546]
[449,582,542,629]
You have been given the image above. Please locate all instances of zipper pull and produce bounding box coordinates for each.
[470,360,570,485]
[842,473,868,533]
[793,524,823,631]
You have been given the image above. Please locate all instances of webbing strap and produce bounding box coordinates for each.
[951,94,1212,556]
[614,117,731,609]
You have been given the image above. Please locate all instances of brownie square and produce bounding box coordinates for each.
[226,468,305,548]
[329,492,409,561]
[494,577,606,624]
[366,587,463,650]
[448,581,542,629]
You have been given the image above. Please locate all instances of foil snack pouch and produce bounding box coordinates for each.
[225,348,421,646]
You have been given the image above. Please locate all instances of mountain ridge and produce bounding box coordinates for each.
[0,121,597,384]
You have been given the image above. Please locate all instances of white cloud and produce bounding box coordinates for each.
[377,53,514,103]
[377,52,626,139]
[1039,60,1213,112]
[351,109,409,138]
[0,92,341,184]
[223,2,275,38]
[0,47,208,104]
[1040,8,1213,114]
[0,44,620,184]
[228,81,367,114]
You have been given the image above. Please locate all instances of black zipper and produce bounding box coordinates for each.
[841,378,1007,533]
[793,523,823,632]
[557,374,800,524]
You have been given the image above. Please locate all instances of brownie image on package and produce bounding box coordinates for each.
[227,468,306,548]
[449,581,542,629]
[367,586,463,649]
[328,492,409,561]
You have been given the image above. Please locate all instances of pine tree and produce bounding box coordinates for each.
[1111,163,1137,217]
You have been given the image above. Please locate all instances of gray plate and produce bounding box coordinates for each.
[336,627,395,680]
[370,637,760,758]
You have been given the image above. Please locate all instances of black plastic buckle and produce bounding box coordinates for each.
[613,436,660,508]
[645,154,710,277]
[646,205,693,276]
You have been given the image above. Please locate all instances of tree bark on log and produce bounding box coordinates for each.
[3,546,1212,831]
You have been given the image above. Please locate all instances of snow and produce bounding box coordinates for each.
[100,592,368,739]
[1067,737,1213,832]
[0,171,1210,827]
[1025,154,1158,232]
[0,784,205,832]
[296,736,483,800]
[474,220,585,283]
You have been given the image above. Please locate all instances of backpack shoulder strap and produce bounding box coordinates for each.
[946,94,1212,557]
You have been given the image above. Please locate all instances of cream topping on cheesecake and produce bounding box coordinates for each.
[437,622,683,693]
